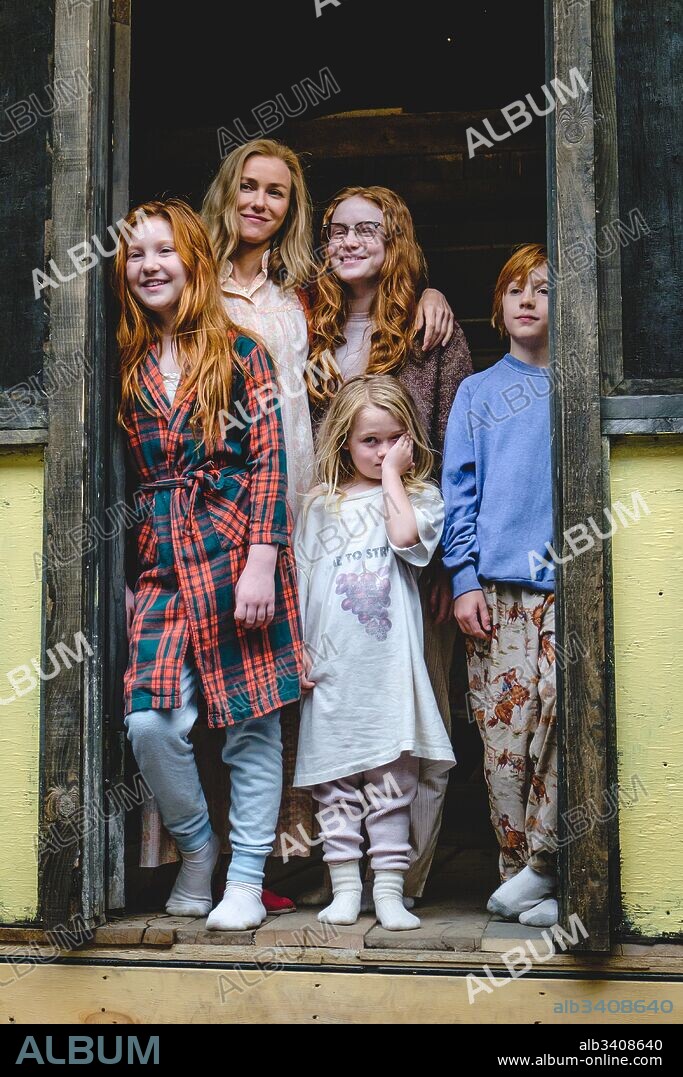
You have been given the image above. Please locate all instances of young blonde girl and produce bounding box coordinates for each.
[293,375,455,929]
[115,199,303,931]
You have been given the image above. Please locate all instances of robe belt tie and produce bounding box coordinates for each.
[140,464,240,535]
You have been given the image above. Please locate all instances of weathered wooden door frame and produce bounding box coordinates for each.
[39,0,134,930]
[546,0,625,951]
[103,0,133,914]
[40,0,623,948]
[38,0,112,928]
[548,0,683,951]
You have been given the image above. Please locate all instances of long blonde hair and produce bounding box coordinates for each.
[307,187,428,403]
[113,199,244,450]
[202,139,314,289]
[313,375,434,509]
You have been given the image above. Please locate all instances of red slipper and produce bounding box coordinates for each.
[262,888,297,914]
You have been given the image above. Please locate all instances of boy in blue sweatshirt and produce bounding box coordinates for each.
[441,244,558,927]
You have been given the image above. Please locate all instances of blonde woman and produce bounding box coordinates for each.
[138,147,456,911]
[293,376,455,929]
[202,139,317,521]
[202,140,455,519]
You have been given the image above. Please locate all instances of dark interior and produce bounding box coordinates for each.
[130,0,547,372]
[125,0,547,910]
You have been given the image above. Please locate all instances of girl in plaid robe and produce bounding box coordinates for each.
[113,199,303,931]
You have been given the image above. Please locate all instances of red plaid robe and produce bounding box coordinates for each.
[123,335,303,727]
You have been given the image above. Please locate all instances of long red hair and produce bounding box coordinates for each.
[307,186,427,403]
[113,199,244,449]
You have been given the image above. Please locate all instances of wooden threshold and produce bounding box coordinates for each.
[0,963,680,1025]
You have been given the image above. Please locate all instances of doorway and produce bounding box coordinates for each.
[115,0,548,930]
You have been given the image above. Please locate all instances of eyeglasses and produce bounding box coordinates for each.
[323,221,385,242]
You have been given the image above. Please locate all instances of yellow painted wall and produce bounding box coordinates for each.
[610,436,683,937]
[0,449,44,922]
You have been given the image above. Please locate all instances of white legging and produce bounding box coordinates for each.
[125,661,282,885]
[313,754,419,873]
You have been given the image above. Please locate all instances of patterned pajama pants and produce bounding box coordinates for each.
[465,583,557,882]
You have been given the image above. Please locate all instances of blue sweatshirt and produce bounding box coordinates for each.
[441,353,554,599]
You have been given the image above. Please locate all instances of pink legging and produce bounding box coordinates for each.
[312,754,419,872]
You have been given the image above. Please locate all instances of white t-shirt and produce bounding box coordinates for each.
[335,311,373,380]
[293,483,456,787]
[162,370,181,405]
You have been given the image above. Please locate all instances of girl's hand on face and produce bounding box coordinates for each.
[382,433,414,477]
[125,584,136,641]
[234,563,276,629]
[415,288,455,350]
[301,647,316,692]
[453,589,492,641]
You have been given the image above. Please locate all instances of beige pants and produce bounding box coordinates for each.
[403,584,456,896]
[465,583,557,882]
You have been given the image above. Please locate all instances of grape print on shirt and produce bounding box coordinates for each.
[335,564,392,641]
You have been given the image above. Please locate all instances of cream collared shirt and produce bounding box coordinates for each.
[220,250,314,522]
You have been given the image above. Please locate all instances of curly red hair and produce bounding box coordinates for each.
[306,186,427,403]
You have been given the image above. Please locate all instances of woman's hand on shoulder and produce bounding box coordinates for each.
[415,288,455,350]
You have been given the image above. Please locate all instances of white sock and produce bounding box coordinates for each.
[165,833,220,917]
[373,870,421,931]
[318,861,362,925]
[487,865,556,918]
[301,872,414,912]
[519,898,559,928]
[206,880,266,931]
[360,876,414,912]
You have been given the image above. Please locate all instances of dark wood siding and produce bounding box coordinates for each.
[0,0,54,394]
[614,0,682,381]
